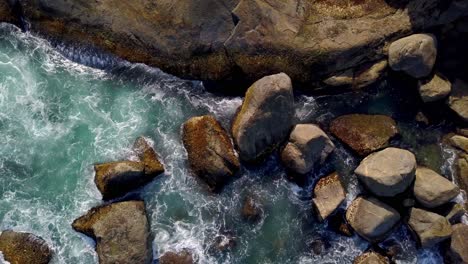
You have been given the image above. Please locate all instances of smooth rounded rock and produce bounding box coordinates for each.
[355,147,416,197]
[388,34,437,78]
[312,172,346,221]
[232,73,294,161]
[330,114,398,156]
[72,200,152,264]
[346,197,400,242]
[408,208,452,248]
[0,230,52,264]
[413,167,459,208]
[450,135,468,153]
[418,74,451,102]
[281,124,335,174]
[182,115,240,192]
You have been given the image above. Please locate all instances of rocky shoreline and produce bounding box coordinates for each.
[0,1,468,263]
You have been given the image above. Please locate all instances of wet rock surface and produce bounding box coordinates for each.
[388,34,437,78]
[72,201,152,264]
[413,167,459,208]
[346,197,400,242]
[159,250,194,264]
[408,208,452,248]
[281,124,335,174]
[355,148,416,197]
[182,115,240,191]
[0,230,52,264]
[312,172,346,221]
[330,114,398,156]
[133,136,165,177]
[450,224,468,264]
[241,196,263,222]
[418,74,451,102]
[232,73,294,161]
[353,251,389,264]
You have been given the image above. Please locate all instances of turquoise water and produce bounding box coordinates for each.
[0,23,463,264]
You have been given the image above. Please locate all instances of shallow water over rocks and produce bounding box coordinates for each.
[0,23,465,264]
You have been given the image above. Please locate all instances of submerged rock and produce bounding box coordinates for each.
[346,197,400,242]
[0,230,52,264]
[418,74,451,102]
[413,167,459,208]
[312,172,346,221]
[388,34,437,78]
[447,79,468,122]
[232,73,294,161]
[182,115,240,192]
[450,224,468,264]
[355,148,416,197]
[353,251,389,264]
[330,114,398,156]
[281,124,335,174]
[72,200,152,264]
[450,135,468,153]
[159,250,194,264]
[408,208,452,248]
[241,196,263,222]
[133,136,165,176]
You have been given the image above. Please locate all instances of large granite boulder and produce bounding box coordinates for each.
[11,0,468,86]
[312,172,346,221]
[447,79,468,122]
[355,148,416,197]
[232,73,294,161]
[182,115,240,191]
[72,201,152,264]
[450,135,468,153]
[408,208,452,248]
[0,230,52,264]
[450,224,468,264]
[418,74,451,102]
[346,197,400,242]
[330,114,398,156]
[353,251,389,264]
[159,250,194,264]
[281,124,335,174]
[413,167,459,208]
[388,34,437,78]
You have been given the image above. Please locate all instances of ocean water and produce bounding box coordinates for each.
[0,23,464,264]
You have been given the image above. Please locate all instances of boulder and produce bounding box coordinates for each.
[232,73,294,161]
[241,196,263,222]
[159,250,194,264]
[72,201,152,264]
[330,114,398,156]
[133,136,165,176]
[418,74,451,102]
[447,79,468,122]
[353,251,389,264]
[182,115,240,191]
[457,154,468,192]
[388,34,437,78]
[94,161,147,200]
[281,124,335,174]
[0,230,52,264]
[312,172,346,221]
[413,167,459,208]
[408,208,452,248]
[346,197,400,242]
[450,224,468,264]
[355,148,416,197]
[450,135,468,153]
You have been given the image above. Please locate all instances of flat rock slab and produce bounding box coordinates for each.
[232,73,294,161]
[182,115,240,191]
[346,197,400,242]
[355,147,416,197]
[450,224,468,263]
[408,208,452,248]
[330,114,398,156]
[72,201,152,264]
[0,230,52,264]
[413,167,459,208]
[312,172,346,221]
[281,124,335,174]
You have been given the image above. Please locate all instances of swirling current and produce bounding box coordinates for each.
[0,23,465,264]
